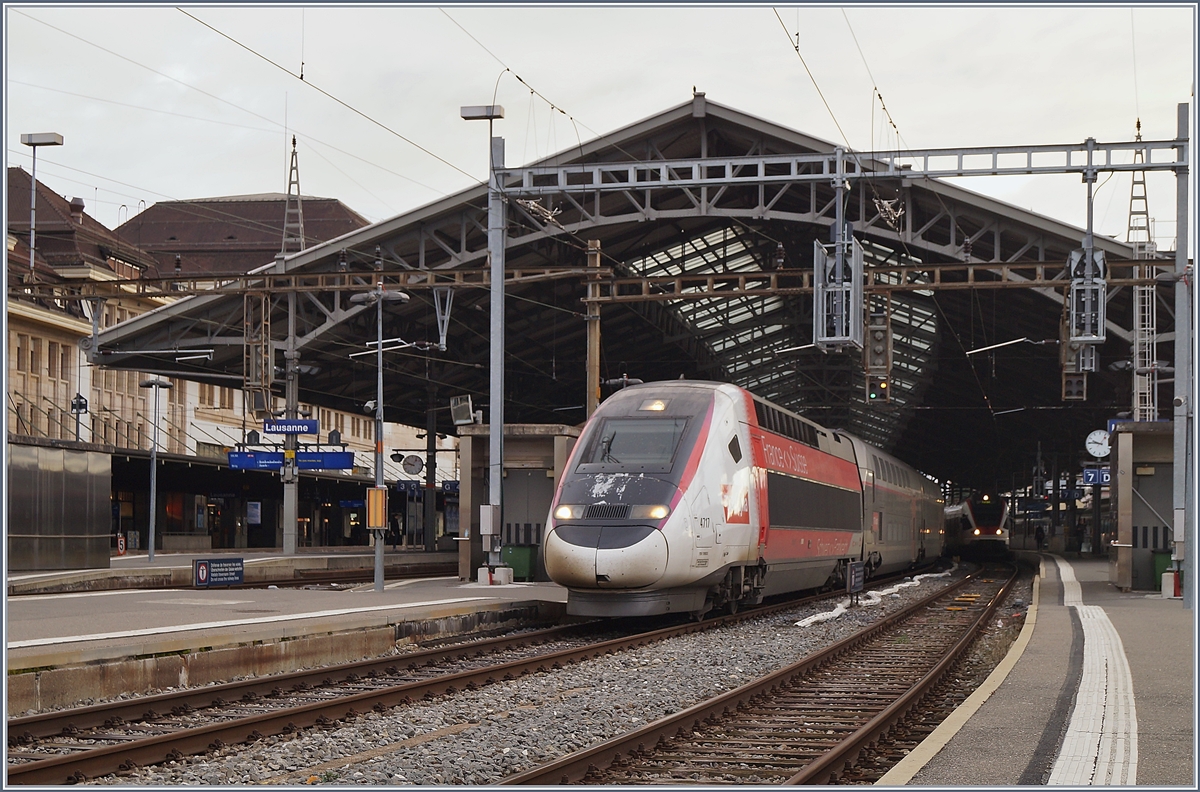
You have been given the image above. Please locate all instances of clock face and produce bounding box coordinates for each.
[1086,430,1110,457]
[401,455,424,475]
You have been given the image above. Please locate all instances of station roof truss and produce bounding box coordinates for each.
[77,96,1183,490]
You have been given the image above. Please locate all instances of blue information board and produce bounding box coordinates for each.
[1083,468,1111,485]
[194,558,244,587]
[228,451,285,470]
[228,451,353,470]
[296,451,355,470]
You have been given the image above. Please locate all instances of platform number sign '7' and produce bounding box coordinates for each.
[1082,468,1111,485]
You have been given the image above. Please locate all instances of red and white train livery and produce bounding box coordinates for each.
[543,381,942,617]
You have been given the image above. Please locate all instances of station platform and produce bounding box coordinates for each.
[5,546,463,596]
[880,553,1194,787]
[5,549,567,716]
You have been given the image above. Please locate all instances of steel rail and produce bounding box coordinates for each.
[500,569,981,785]
[783,567,1016,784]
[8,572,931,786]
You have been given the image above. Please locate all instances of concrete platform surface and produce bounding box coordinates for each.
[883,554,1194,787]
[5,551,567,714]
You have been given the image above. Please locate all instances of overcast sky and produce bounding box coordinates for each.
[5,4,1196,255]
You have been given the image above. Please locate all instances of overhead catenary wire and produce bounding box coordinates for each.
[179,8,624,275]
[774,8,1008,422]
[12,17,445,235]
[177,8,475,182]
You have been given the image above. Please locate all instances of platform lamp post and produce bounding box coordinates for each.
[139,378,172,563]
[461,104,505,569]
[70,392,88,441]
[20,133,63,282]
[350,283,409,592]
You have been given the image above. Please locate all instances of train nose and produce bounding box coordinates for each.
[544,524,668,588]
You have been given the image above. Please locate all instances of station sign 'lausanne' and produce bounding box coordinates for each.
[263,419,320,434]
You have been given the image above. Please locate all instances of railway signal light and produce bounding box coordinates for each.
[867,376,890,402]
[865,310,892,376]
[1062,372,1088,401]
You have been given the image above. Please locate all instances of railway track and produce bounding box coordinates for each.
[6,569,941,785]
[503,564,1016,785]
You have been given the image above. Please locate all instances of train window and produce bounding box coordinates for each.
[578,417,689,470]
[727,435,742,463]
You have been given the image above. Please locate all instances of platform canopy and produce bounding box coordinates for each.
[93,96,1172,491]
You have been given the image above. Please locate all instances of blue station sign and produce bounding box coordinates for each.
[228,451,354,470]
[228,451,285,470]
[263,418,320,434]
[1082,467,1111,485]
[297,451,355,470]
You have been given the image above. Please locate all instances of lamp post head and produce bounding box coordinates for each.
[139,377,173,390]
[350,290,409,306]
[460,105,504,121]
[21,133,63,147]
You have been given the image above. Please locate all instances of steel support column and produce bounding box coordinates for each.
[1172,103,1192,608]
[586,240,601,417]
[488,133,506,567]
[282,258,298,556]
[425,384,438,552]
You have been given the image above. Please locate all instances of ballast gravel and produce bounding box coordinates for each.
[90,569,966,786]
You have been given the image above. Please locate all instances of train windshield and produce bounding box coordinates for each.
[578,418,690,471]
[971,502,1006,526]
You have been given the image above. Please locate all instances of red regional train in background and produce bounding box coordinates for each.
[542,381,943,618]
[943,493,1012,559]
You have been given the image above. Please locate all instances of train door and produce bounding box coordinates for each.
[910,496,920,561]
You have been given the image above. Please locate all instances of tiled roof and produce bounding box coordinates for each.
[116,195,370,274]
[6,167,158,274]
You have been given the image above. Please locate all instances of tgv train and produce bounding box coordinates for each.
[944,493,1011,558]
[543,381,943,617]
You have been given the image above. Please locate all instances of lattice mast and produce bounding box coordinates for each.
[282,135,306,254]
[1127,120,1157,421]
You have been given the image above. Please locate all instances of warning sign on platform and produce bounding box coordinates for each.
[846,561,865,594]
[193,558,245,588]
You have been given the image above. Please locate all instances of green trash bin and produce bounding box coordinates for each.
[1152,550,1174,590]
[501,545,536,581]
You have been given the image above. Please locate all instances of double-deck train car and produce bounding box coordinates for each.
[542,381,942,617]
[944,493,1011,558]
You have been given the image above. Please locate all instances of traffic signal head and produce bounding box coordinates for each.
[865,312,892,375]
[867,376,890,402]
[1062,372,1087,401]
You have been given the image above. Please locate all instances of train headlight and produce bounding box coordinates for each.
[996,529,1003,535]
[554,505,585,520]
[973,528,981,535]
[630,504,670,520]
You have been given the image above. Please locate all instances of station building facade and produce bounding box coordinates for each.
[6,169,458,568]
